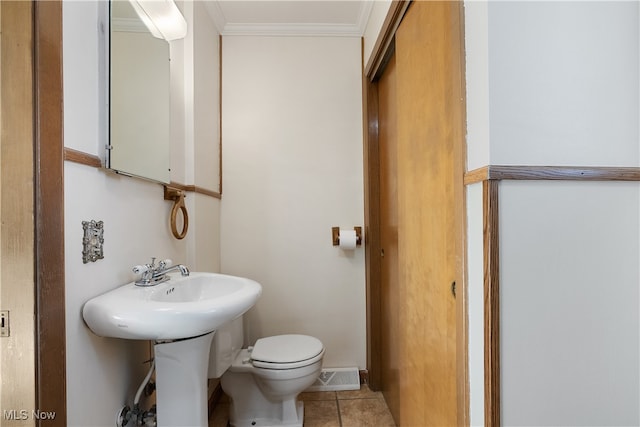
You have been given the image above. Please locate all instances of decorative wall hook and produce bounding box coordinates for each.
[164,186,189,240]
[331,226,362,246]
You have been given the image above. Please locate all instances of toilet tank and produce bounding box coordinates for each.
[208,316,244,378]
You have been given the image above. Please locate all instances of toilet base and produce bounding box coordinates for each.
[229,400,303,427]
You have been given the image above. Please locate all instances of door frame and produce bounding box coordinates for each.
[34,1,66,424]
[362,1,469,423]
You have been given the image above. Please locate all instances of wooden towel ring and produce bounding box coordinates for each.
[164,186,189,240]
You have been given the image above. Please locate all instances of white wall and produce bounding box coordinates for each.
[63,2,220,425]
[220,36,366,368]
[500,181,639,426]
[463,4,491,419]
[466,0,639,169]
[488,1,639,167]
[193,0,221,273]
[193,1,221,193]
[181,0,222,273]
[464,0,490,171]
[465,183,485,427]
[464,1,640,425]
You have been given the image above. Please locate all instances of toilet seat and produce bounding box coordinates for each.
[251,334,324,370]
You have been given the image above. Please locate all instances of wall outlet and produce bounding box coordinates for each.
[0,311,9,337]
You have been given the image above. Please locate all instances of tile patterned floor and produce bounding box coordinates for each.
[209,385,396,427]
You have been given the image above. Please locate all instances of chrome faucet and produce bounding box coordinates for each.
[133,257,190,286]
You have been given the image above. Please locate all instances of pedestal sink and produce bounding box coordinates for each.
[82,272,262,427]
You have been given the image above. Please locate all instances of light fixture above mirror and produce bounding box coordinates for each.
[129,0,187,41]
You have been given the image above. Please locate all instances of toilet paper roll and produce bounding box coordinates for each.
[339,229,358,250]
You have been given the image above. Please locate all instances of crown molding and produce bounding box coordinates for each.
[221,22,363,37]
[205,1,373,37]
[356,1,374,36]
[204,0,228,35]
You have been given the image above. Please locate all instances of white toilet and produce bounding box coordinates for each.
[209,318,325,427]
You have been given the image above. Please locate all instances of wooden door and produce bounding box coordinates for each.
[0,1,36,421]
[396,2,463,425]
[373,1,465,425]
[378,52,401,422]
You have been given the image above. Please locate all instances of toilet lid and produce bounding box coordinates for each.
[251,334,324,365]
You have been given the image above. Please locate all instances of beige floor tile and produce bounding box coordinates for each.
[209,386,397,427]
[336,385,383,400]
[303,400,341,427]
[338,398,396,427]
[300,391,338,401]
[208,403,229,427]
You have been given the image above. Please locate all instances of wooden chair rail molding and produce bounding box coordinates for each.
[64,147,102,168]
[63,147,221,199]
[166,182,222,199]
[465,165,640,185]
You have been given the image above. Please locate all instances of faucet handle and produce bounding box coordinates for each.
[132,264,150,274]
[158,259,172,269]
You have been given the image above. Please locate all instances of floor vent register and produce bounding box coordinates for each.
[307,367,360,392]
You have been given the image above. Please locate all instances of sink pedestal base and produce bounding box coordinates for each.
[154,332,215,427]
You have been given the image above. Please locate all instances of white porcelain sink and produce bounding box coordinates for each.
[82,272,262,340]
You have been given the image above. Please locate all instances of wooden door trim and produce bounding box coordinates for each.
[453,2,470,424]
[363,63,383,392]
[364,1,410,81]
[34,1,67,424]
[483,180,500,427]
[363,0,410,393]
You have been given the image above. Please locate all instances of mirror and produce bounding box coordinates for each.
[107,0,171,183]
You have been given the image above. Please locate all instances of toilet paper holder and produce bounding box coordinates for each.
[332,226,362,247]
